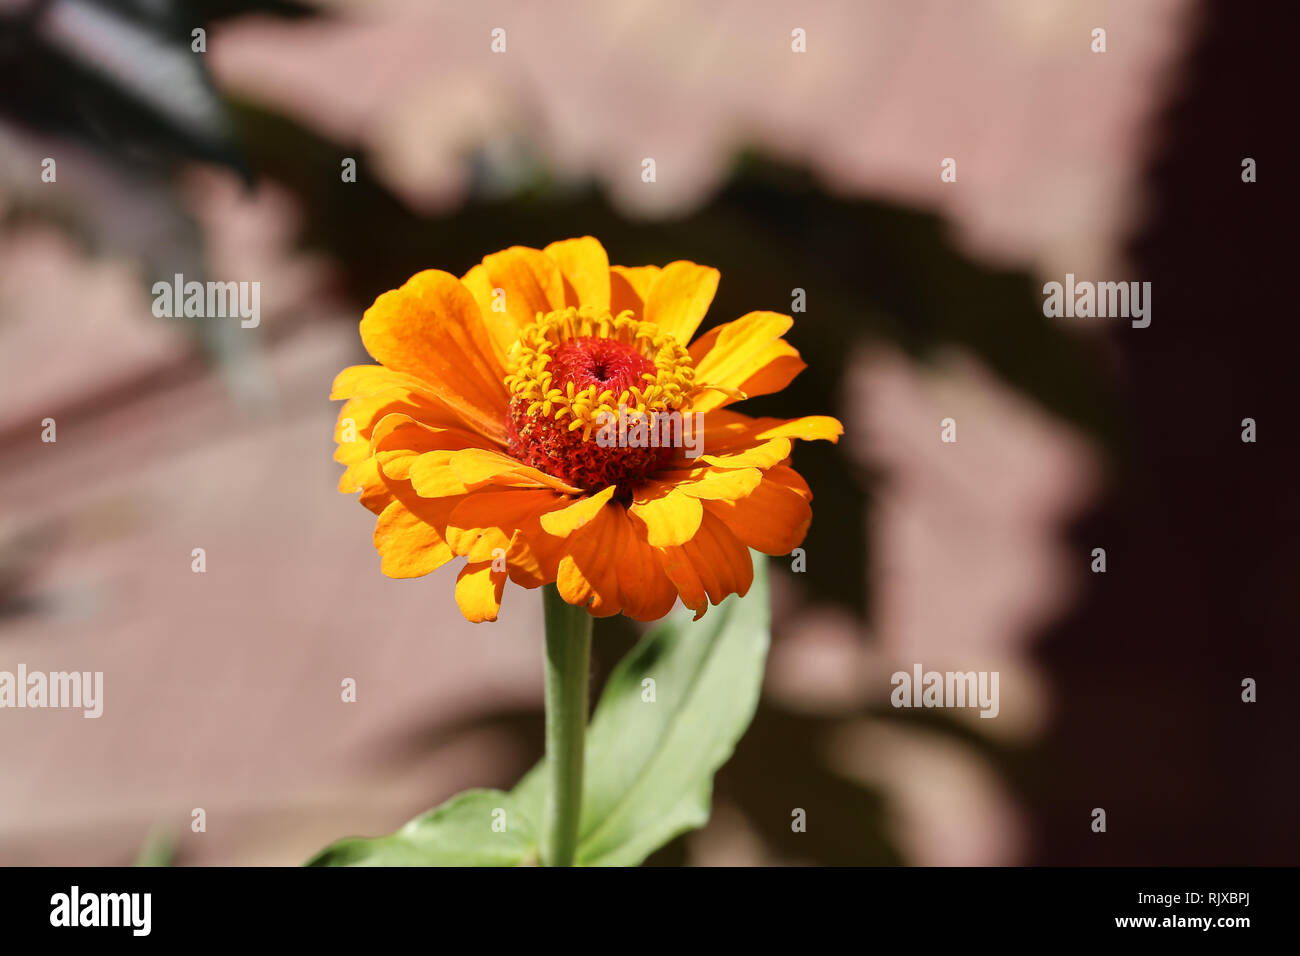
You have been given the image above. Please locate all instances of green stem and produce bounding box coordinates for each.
[542,583,592,867]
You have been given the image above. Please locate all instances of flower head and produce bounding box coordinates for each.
[332,237,841,622]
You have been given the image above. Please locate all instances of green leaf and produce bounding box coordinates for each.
[306,789,538,866]
[513,551,771,866]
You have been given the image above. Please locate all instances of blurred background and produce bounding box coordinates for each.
[0,0,1293,866]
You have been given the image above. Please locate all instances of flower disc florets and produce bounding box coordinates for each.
[504,306,695,494]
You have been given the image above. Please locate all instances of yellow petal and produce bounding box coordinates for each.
[447,448,532,486]
[539,485,616,537]
[756,415,843,443]
[331,364,429,401]
[455,561,507,622]
[699,437,792,469]
[643,260,720,344]
[675,465,763,501]
[628,482,703,547]
[406,451,470,497]
[609,264,660,319]
[544,236,610,311]
[482,245,566,353]
[444,447,584,495]
[688,311,806,412]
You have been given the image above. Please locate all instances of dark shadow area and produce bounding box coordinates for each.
[1030,0,1297,864]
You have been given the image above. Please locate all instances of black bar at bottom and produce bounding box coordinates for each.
[0,866,1281,941]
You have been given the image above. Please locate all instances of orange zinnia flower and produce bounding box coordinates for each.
[332,237,841,622]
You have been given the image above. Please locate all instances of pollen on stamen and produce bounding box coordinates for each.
[503,306,695,494]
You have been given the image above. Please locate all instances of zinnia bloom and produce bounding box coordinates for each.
[332,237,841,622]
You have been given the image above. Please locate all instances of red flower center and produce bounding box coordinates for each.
[547,336,657,398]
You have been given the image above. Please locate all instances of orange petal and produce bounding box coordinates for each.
[687,409,768,452]
[506,526,562,588]
[658,511,754,619]
[334,387,479,470]
[339,456,393,515]
[369,414,499,487]
[616,508,680,621]
[332,367,499,490]
[460,262,493,309]
[503,494,576,587]
[609,265,660,319]
[370,411,497,452]
[767,463,813,500]
[458,262,514,368]
[702,467,813,555]
[455,561,508,623]
[643,260,720,344]
[372,481,460,579]
[688,311,806,412]
[555,502,624,616]
[445,488,563,562]
[544,237,610,311]
[360,271,508,439]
